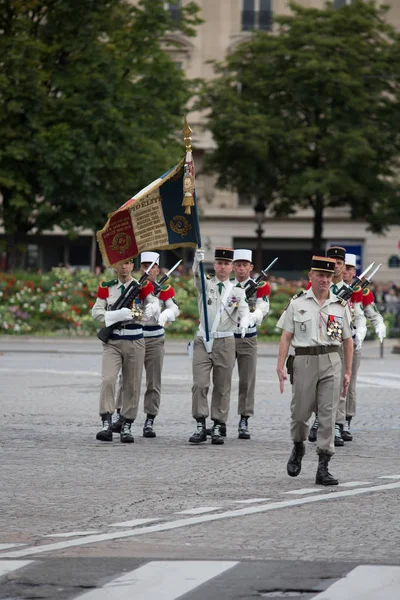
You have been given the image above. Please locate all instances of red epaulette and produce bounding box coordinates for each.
[139,280,154,300]
[362,287,374,306]
[351,286,363,304]
[159,284,175,301]
[256,281,270,298]
[97,286,109,300]
[306,281,312,290]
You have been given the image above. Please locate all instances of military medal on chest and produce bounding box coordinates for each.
[327,314,343,340]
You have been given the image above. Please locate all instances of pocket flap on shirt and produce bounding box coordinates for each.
[294,313,311,323]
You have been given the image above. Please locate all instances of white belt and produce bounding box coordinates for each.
[197,331,233,340]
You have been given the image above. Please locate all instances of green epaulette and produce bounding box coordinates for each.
[101,278,118,288]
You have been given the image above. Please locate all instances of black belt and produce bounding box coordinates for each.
[295,346,339,356]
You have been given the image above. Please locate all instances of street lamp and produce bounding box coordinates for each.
[254,198,266,274]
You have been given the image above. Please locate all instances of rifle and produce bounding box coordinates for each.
[335,262,376,302]
[97,258,157,343]
[244,257,279,299]
[152,259,182,297]
[361,263,382,289]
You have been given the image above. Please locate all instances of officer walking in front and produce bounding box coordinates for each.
[92,259,158,443]
[276,256,353,486]
[232,249,270,439]
[189,247,250,445]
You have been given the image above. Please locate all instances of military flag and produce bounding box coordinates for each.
[97,158,198,268]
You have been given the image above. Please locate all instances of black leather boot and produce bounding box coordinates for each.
[111,411,123,433]
[143,414,156,438]
[120,419,134,443]
[189,418,207,444]
[96,413,112,441]
[341,416,353,442]
[308,415,318,442]
[287,441,305,477]
[206,423,226,437]
[315,452,339,486]
[211,422,225,445]
[238,416,251,439]
[334,423,344,447]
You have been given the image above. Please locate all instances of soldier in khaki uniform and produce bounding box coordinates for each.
[189,247,250,445]
[341,253,386,440]
[112,251,179,438]
[308,246,366,446]
[276,256,353,486]
[232,248,270,439]
[92,260,159,444]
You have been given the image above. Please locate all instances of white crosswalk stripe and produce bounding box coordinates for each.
[70,561,239,600]
[313,565,400,599]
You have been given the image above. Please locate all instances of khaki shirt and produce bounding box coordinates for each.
[194,274,249,334]
[276,288,352,347]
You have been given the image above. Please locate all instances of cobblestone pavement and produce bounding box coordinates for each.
[0,337,399,597]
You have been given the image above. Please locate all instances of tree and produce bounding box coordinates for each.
[199,1,400,254]
[0,0,201,269]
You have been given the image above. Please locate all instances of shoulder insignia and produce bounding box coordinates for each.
[362,287,370,296]
[353,285,362,293]
[101,279,118,288]
[159,284,175,301]
[292,290,305,301]
[139,279,154,300]
[306,281,312,290]
[256,281,271,298]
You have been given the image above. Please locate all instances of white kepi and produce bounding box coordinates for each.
[345,253,357,268]
[140,251,160,265]
[233,249,253,263]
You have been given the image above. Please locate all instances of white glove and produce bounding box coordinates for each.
[249,308,263,328]
[195,248,205,262]
[104,307,132,327]
[239,315,250,338]
[375,322,386,343]
[142,301,160,322]
[354,325,367,351]
[158,308,176,327]
[193,248,205,273]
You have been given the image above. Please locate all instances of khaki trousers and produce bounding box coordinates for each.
[346,347,362,417]
[335,345,346,425]
[192,336,236,423]
[99,338,145,421]
[235,336,257,417]
[291,352,342,455]
[143,336,165,416]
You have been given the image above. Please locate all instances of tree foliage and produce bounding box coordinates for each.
[0,0,201,268]
[199,1,400,253]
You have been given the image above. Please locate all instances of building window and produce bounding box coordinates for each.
[242,0,272,32]
[164,1,181,23]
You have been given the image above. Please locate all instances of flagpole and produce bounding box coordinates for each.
[182,117,210,346]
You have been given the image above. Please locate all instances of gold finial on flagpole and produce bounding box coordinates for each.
[182,115,192,153]
[181,115,195,215]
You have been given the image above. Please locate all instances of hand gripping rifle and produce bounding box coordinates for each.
[152,259,182,297]
[97,258,157,343]
[244,257,279,299]
[335,262,377,302]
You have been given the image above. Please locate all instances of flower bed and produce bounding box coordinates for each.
[0,268,294,338]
